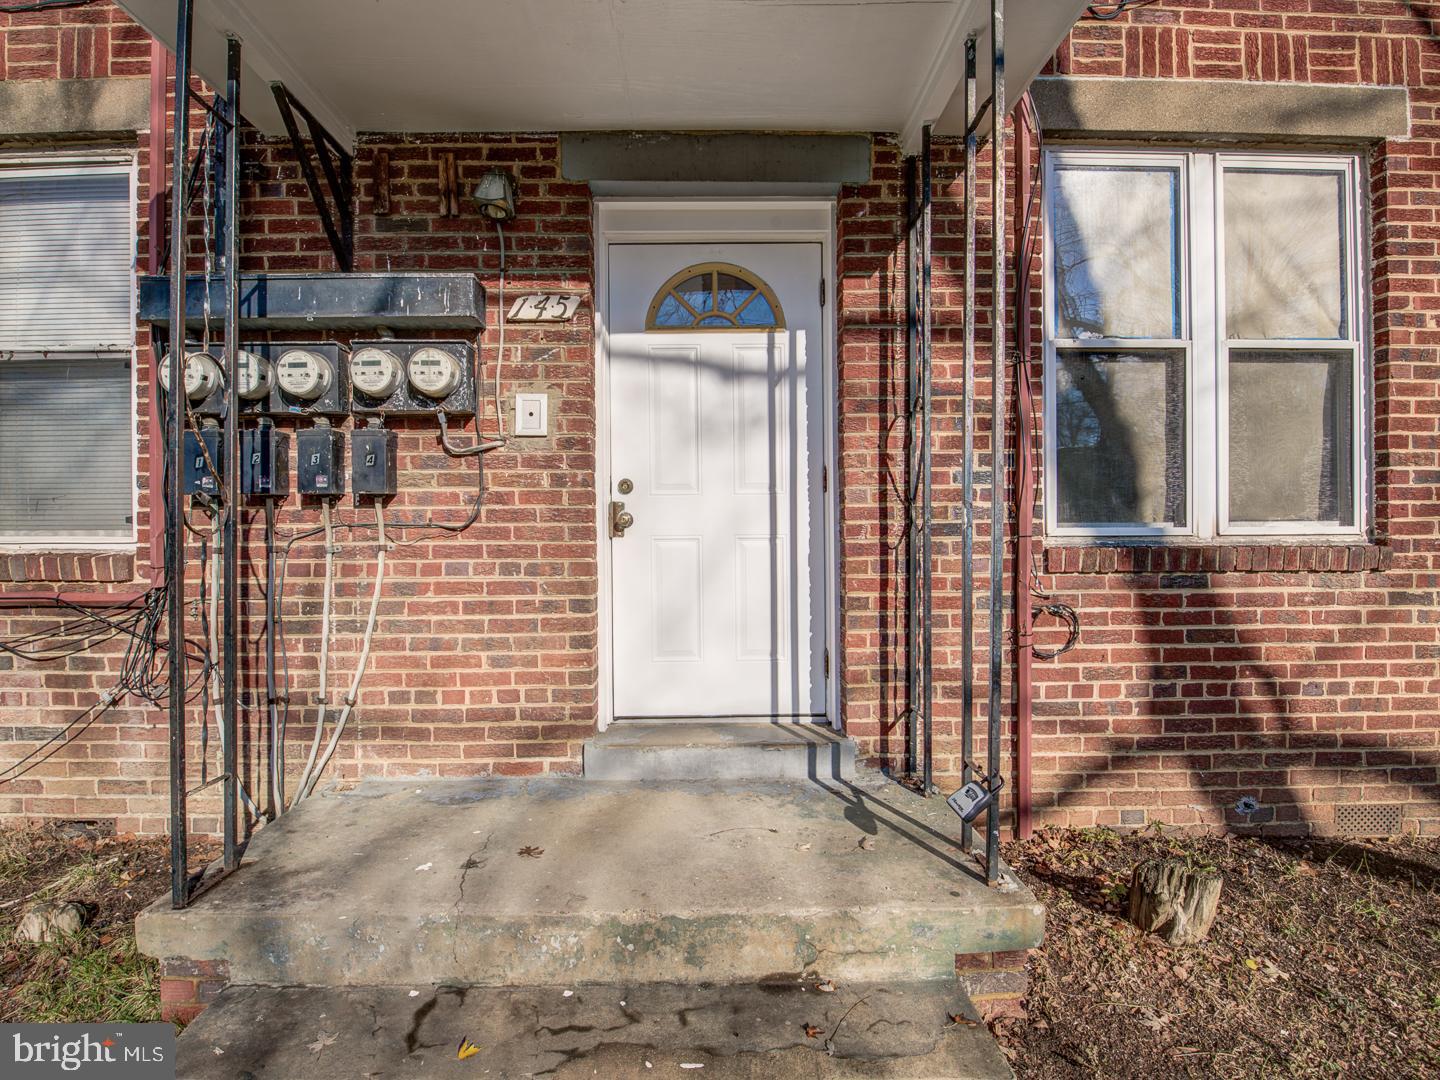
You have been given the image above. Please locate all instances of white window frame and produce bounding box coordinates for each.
[0,150,139,550]
[1042,147,1368,542]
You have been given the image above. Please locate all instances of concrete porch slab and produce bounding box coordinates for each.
[175,982,1013,1079]
[138,774,1044,987]
[584,721,857,780]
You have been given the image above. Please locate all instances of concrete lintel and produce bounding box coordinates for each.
[0,78,150,139]
[1033,77,1410,143]
[562,132,871,184]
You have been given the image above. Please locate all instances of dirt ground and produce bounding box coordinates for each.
[0,824,216,1023]
[995,827,1440,1080]
[3,821,1438,1080]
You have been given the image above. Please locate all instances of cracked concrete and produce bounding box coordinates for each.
[138,774,1043,987]
[174,982,1013,1079]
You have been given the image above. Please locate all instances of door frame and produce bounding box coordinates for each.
[593,199,840,731]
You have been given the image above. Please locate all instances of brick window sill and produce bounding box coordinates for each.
[0,551,137,585]
[1042,542,1390,575]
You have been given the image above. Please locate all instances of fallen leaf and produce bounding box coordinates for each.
[858,836,876,852]
[211,1047,224,1056]
[457,1038,481,1060]
[1172,965,1190,981]
[816,980,836,993]
[518,846,544,859]
[947,1013,978,1027]
[1244,957,1260,971]
[308,1032,337,1055]
[804,1024,825,1039]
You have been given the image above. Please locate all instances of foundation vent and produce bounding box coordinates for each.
[1334,804,1403,837]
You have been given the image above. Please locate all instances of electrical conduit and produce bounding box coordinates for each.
[299,498,387,801]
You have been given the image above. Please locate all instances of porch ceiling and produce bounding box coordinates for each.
[114,0,1085,152]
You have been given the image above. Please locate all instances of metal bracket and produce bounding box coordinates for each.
[271,82,354,272]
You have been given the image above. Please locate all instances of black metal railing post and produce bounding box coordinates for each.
[961,34,978,853]
[904,154,919,780]
[986,0,1007,885]
[167,0,194,910]
[220,34,242,874]
[920,123,934,797]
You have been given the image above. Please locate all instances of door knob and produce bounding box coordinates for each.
[610,500,634,537]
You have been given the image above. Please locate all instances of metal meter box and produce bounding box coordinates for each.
[182,424,223,497]
[243,341,352,417]
[351,425,398,500]
[241,424,290,498]
[348,339,476,417]
[296,425,345,496]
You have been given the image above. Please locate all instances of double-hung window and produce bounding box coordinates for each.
[1043,148,1366,539]
[0,157,136,544]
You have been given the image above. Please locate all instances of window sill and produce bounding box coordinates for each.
[1042,541,1389,575]
[0,551,136,585]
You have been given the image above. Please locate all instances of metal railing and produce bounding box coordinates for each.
[904,0,1008,886]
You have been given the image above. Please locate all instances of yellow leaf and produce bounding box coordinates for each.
[1244,957,1259,971]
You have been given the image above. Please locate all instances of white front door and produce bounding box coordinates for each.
[608,242,827,719]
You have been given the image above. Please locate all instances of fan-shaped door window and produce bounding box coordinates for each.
[646,262,785,331]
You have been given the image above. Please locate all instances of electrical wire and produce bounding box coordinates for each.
[292,498,336,803]
[0,0,95,12]
[297,498,388,802]
[439,218,509,456]
[1085,0,1160,19]
[1031,602,1080,660]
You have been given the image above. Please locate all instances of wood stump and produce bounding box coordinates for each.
[1128,858,1223,946]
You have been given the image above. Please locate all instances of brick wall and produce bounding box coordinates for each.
[0,0,1435,840]
[1018,0,1439,836]
[0,0,149,81]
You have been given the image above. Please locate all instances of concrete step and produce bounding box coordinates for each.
[137,776,1044,988]
[584,721,857,780]
[175,982,1014,1079]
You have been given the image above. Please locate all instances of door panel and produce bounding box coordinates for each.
[609,242,826,719]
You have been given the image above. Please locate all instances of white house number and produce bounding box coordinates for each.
[506,294,583,322]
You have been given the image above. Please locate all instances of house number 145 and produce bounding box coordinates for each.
[506,294,583,322]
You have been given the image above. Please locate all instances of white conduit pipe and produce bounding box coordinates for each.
[293,498,336,804]
[299,498,387,801]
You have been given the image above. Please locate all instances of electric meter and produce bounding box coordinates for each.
[236,349,273,402]
[275,348,333,401]
[158,350,223,402]
[407,346,463,399]
[350,346,404,399]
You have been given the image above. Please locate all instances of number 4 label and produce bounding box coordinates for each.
[507,294,583,322]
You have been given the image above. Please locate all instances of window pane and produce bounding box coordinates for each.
[0,171,133,351]
[1052,164,1181,339]
[1224,169,1347,340]
[1228,349,1354,525]
[1056,349,1186,527]
[0,357,132,538]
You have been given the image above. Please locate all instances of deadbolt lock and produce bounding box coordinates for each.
[617,477,633,495]
[610,500,634,537]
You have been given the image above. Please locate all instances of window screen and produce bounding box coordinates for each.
[0,164,134,541]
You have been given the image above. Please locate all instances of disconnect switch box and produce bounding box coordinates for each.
[296,425,344,497]
[241,423,290,498]
[182,423,222,497]
[351,423,398,500]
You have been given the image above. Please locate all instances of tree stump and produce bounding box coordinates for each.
[1128,858,1223,946]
